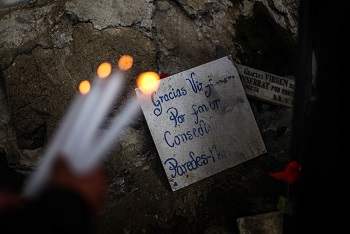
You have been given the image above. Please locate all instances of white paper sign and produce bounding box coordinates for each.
[235,63,295,107]
[136,56,267,191]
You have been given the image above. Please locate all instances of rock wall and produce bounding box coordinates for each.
[0,0,299,233]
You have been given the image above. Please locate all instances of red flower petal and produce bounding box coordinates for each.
[269,160,301,184]
[159,73,169,79]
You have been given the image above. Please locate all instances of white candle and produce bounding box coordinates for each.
[23,91,87,198]
[23,64,158,196]
[71,71,125,171]
[60,77,103,158]
[79,97,141,173]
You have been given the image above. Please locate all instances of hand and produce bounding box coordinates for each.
[50,156,108,214]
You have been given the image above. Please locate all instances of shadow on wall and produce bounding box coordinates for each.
[0,148,25,191]
[235,10,297,76]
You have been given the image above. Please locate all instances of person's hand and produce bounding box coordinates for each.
[50,156,108,214]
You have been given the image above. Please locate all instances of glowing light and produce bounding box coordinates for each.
[118,55,133,71]
[137,71,160,95]
[79,80,91,95]
[97,62,112,79]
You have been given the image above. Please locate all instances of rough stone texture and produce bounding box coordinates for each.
[65,0,155,30]
[0,75,18,165]
[239,0,299,38]
[236,211,283,234]
[154,2,216,74]
[3,20,157,152]
[154,0,242,75]
[0,0,299,233]
[0,0,30,9]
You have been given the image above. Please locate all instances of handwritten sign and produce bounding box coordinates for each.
[136,56,267,191]
[234,63,295,107]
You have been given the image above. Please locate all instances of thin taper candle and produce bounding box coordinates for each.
[71,71,125,171]
[60,77,103,158]
[23,92,87,198]
[80,97,141,173]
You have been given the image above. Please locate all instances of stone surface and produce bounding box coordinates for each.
[236,211,283,234]
[65,0,155,30]
[0,0,299,233]
[153,3,216,75]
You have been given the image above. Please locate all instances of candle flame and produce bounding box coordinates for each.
[79,80,91,95]
[118,55,133,71]
[97,62,112,79]
[137,71,160,95]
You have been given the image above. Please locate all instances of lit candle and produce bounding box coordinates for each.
[78,71,160,173]
[71,71,125,171]
[23,56,162,197]
[60,77,103,158]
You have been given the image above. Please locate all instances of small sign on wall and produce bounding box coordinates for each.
[136,56,267,191]
[234,63,295,107]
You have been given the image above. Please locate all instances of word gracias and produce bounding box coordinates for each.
[151,72,213,117]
